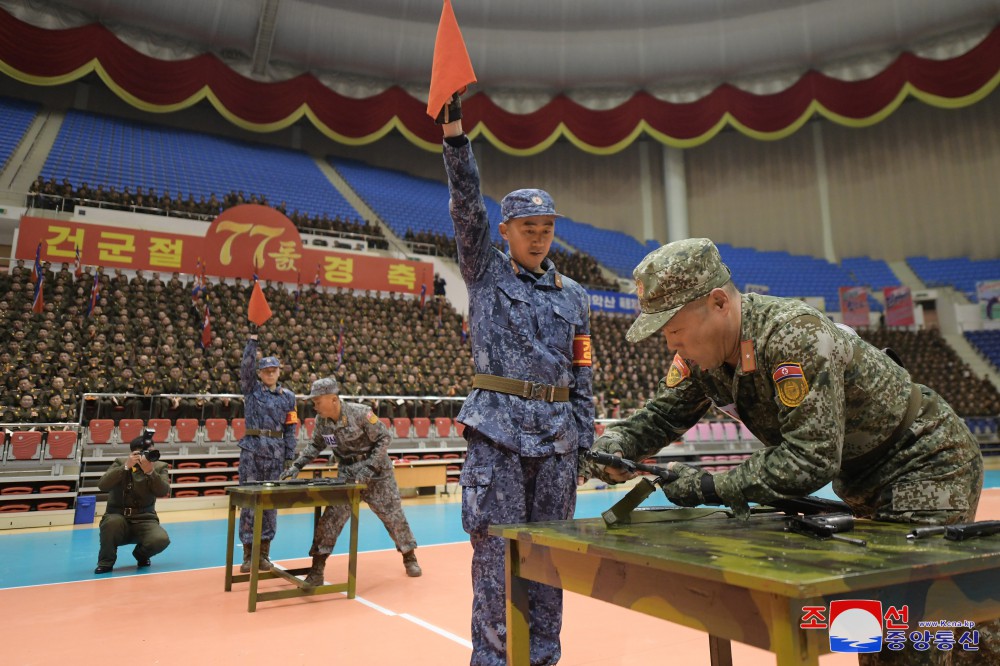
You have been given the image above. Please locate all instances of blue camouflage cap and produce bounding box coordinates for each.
[308,377,339,398]
[257,356,281,370]
[500,189,561,224]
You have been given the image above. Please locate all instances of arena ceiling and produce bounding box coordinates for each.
[2,0,1000,152]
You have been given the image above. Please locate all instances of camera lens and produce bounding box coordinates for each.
[143,449,161,463]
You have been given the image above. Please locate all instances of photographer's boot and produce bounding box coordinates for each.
[304,554,328,587]
[258,540,273,572]
[402,550,422,577]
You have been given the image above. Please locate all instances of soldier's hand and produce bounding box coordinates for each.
[434,91,463,125]
[576,449,594,486]
[590,436,636,484]
[279,465,299,481]
[137,455,154,475]
[661,462,711,507]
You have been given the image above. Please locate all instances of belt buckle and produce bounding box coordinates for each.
[527,382,547,401]
[123,507,134,517]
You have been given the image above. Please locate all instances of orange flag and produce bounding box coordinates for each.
[248,279,272,326]
[426,0,477,119]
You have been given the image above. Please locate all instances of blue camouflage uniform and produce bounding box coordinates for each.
[444,134,595,666]
[289,401,417,557]
[237,338,298,545]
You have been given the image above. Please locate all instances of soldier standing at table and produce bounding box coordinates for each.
[237,330,298,573]
[589,238,996,666]
[280,377,421,584]
[440,102,594,666]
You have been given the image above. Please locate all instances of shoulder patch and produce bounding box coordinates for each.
[285,410,299,425]
[665,353,690,388]
[772,362,809,408]
[366,410,379,425]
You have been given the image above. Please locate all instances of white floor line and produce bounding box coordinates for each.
[339,593,472,648]
[400,612,474,649]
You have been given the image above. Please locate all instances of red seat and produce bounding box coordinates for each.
[1,486,33,495]
[46,431,78,459]
[10,432,42,460]
[378,417,391,431]
[175,476,200,484]
[442,453,460,459]
[421,453,441,460]
[302,417,316,439]
[230,418,246,441]
[37,501,69,511]
[0,504,31,512]
[203,418,229,442]
[174,418,200,443]
[176,462,201,469]
[87,419,115,445]
[118,419,146,444]
[203,488,227,496]
[40,484,71,493]
[173,489,199,498]
[412,417,431,438]
[392,418,412,439]
[146,418,172,443]
[204,475,229,482]
[434,417,452,438]
[205,461,228,468]
[454,421,466,437]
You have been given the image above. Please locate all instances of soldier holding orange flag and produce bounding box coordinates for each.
[235,277,299,573]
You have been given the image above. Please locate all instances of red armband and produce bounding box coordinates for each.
[285,410,299,425]
[572,335,592,367]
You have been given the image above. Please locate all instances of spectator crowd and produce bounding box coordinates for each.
[2,259,998,429]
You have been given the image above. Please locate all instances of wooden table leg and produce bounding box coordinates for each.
[224,500,236,591]
[505,539,530,666]
[347,489,359,599]
[708,635,734,666]
[248,504,263,613]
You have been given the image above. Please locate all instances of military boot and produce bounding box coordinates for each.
[304,554,329,587]
[402,550,422,577]
[258,540,273,572]
[239,544,253,573]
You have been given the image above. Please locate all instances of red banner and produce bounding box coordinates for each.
[14,206,433,295]
[882,286,915,327]
[838,286,870,328]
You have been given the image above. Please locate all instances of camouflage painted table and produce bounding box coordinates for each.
[225,481,365,612]
[491,513,1000,665]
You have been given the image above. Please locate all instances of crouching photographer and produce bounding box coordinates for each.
[94,431,171,574]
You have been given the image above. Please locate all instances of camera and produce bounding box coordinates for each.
[131,428,160,462]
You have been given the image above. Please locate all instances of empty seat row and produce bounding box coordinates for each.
[1,431,78,462]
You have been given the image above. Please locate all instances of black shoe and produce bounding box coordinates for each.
[94,565,113,574]
[136,557,152,568]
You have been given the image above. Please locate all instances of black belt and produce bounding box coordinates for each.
[472,374,570,402]
[246,428,284,438]
[118,507,153,518]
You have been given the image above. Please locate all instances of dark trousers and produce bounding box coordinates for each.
[97,513,170,567]
[238,447,283,544]
[460,433,577,666]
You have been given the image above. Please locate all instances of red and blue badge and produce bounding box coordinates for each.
[772,362,809,408]
[665,353,690,388]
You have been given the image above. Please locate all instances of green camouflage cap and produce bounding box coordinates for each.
[626,238,732,343]
[308,376,339,398]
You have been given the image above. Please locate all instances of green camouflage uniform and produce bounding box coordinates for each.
[592,238,992,665]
